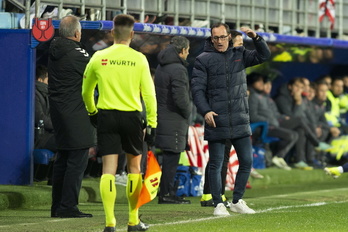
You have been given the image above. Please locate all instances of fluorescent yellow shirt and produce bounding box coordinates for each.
[272,51,293,62]
[82,44,157,128]
[339,94,348,114]
[325,90,341,127]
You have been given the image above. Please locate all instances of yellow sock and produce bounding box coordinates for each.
[126,173,142,226]
[201,194,212,201]
[100,174,116,227]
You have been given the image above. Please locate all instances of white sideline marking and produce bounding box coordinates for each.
[0,219,70,228]
[257,201,348,213]
[113,200,348,232]
[256,187,348,199]
[1,188,348,231]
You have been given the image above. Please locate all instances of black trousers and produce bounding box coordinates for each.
[280,117,319,162]
[51,149,89,212]
[159,151,180,196]
[203,139,231,195]
[268,126,298,158]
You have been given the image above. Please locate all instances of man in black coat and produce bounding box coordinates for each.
[48,15,96,218]
[191,24,271,216]
[155,36,192,204]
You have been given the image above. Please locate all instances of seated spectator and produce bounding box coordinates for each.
[35,64,56,152]
[304,81,332,166]
[275,78,331,169]
[342,74,348,123]
[325,77,348,134]
[301,77,311,99]
[343,75,348,94]
[313,81,341,140]
[317,74,332,89]
[336,77,348,121]
[248,73,297,170]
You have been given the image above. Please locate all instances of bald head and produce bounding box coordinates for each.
[59,15,82,41]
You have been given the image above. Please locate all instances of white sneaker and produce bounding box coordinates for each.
[272,157,291,170]
[277,157,292,170]
[230,199,255,214]
[213,203,230,216]
[250,169,264,179]
[272,156,283,168]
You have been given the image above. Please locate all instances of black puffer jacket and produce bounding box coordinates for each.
[154,45,191,153]
[191,36,270,141]
[48,37,96,150]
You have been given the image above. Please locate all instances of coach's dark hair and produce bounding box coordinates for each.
[170,36,189,54]
[210,22,231,35]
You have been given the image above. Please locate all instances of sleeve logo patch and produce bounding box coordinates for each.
[75,48,89,57]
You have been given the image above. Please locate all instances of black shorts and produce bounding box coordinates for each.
[97,109,144,156]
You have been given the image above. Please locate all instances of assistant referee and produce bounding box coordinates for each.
[82,14,157,232]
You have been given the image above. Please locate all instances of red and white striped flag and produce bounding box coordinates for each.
[319,0,335,29]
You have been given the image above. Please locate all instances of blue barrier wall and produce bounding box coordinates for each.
[0,29,35,185]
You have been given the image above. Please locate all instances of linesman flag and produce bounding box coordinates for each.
[319,0,335,29]
[136,150,162,209]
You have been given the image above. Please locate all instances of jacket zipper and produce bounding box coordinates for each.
[225,54,233,137]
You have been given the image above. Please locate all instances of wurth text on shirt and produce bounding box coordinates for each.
[101,59,136,66]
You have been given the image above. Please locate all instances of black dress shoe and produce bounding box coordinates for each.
[56,208,93,218]
[158,195,191,204]
[200,199,214,207]
[51,205,58,217]
[51,211,58,218]
[128,220,149,231]
[103,227,115,232]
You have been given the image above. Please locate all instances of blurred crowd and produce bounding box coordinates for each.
[247,73,348,170]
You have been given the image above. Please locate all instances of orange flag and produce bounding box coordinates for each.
[136,150,162,208]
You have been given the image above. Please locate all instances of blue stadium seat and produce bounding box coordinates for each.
[33,149,55,165]
[250,121,279,144]
[0,12,12,29]
[33,149,55,181]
